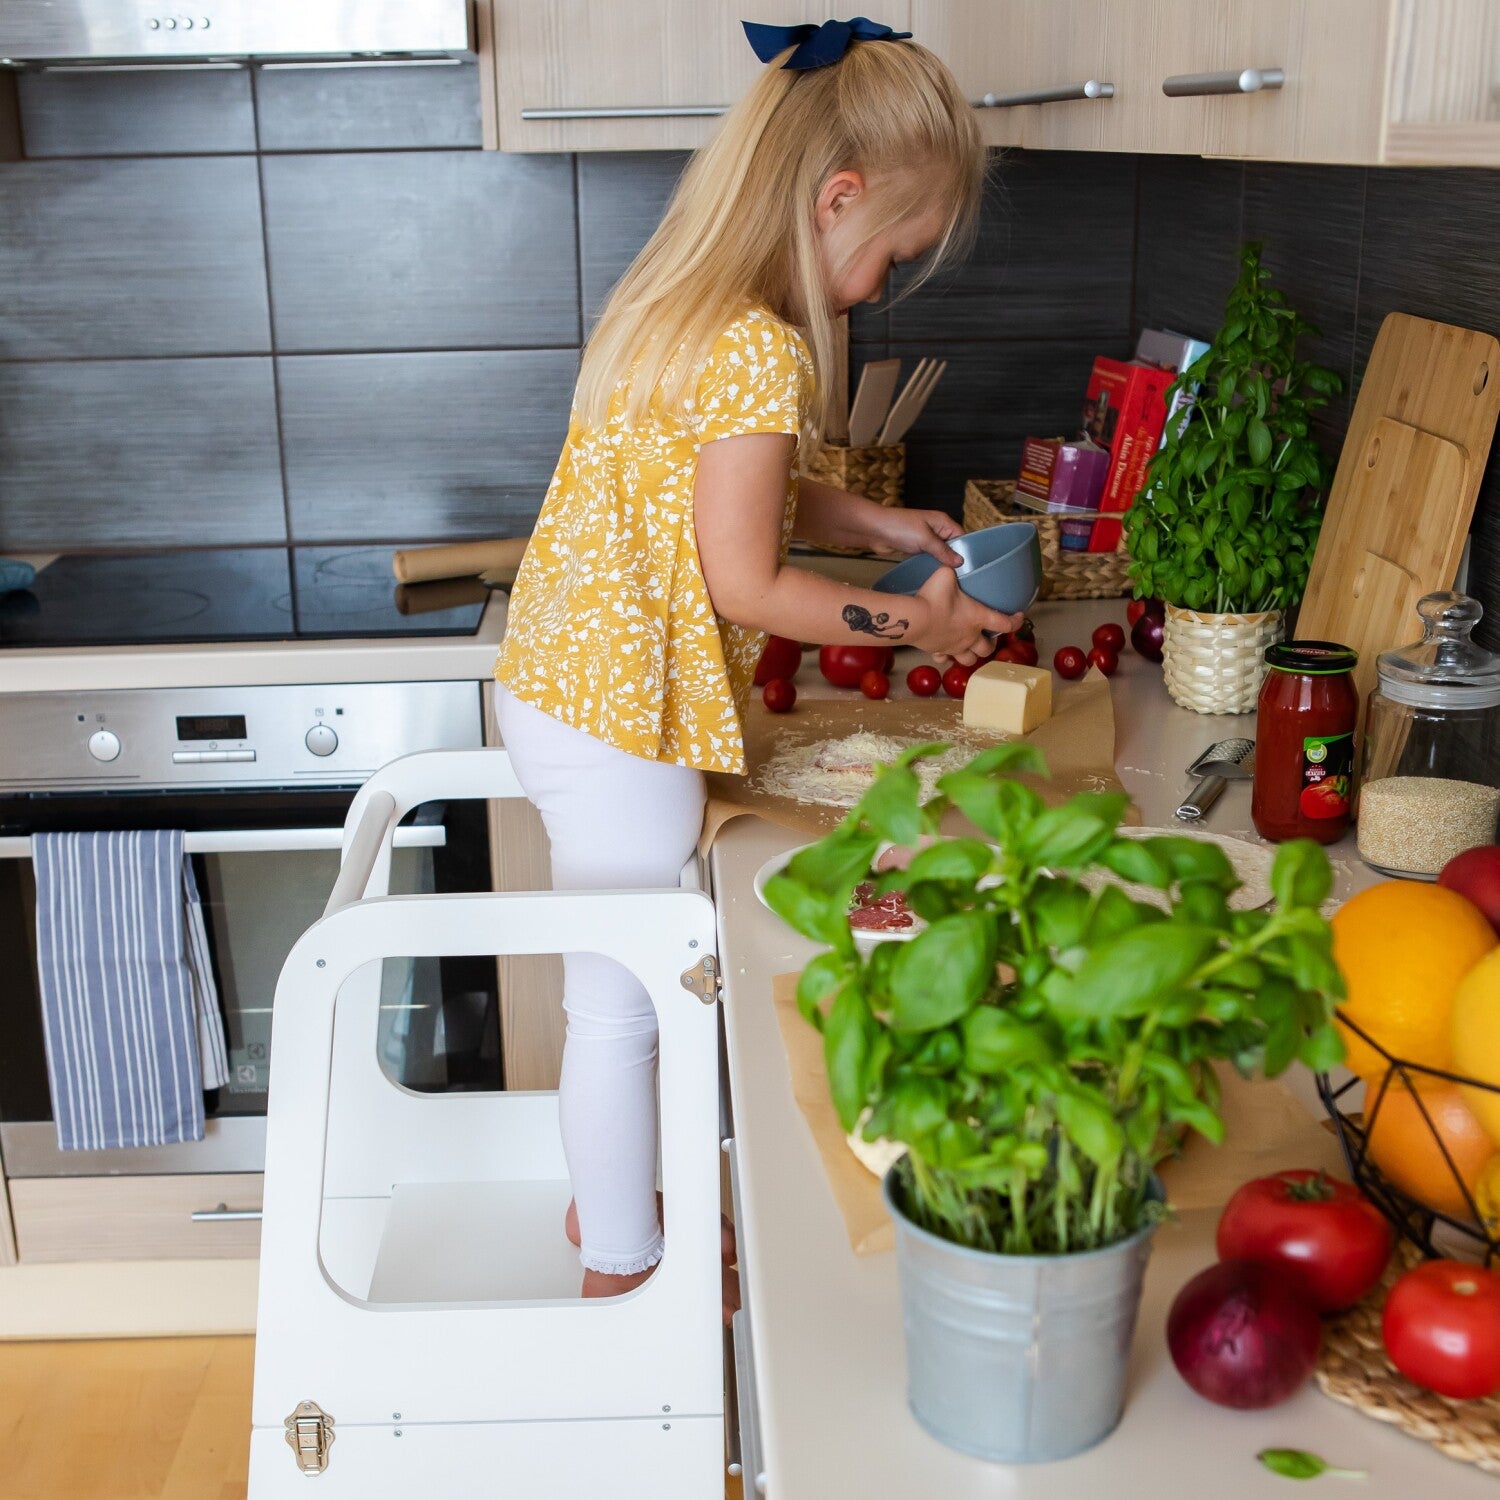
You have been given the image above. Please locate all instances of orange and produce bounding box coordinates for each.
[1365,1080,1492,1220]
[1449,947,1500,1146]
[1331,881,1495,1079]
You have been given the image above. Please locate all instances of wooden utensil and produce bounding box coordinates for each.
[846,358,901,448]
[826,314,850,442]
[878,358,946,445]
[1299,313,1500,709]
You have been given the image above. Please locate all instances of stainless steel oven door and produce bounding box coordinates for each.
[0,791,499,1177]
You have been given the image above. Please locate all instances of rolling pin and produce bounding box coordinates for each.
[391,538,529,586]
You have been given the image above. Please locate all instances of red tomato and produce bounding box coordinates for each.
[753,634,802,687]
[1092,622,1126,654]
[1299,779,1348,820]
[1087,646,1119,678]
[1383,1260,1500,1399]
[906,665,942,697]
[1010,638,1040,667]
[1126,598,1165,627]
[1126,599,1149,627]
[942,664,973,699]
[761,678,797,713]
[859,669,890,700]
[1216,1169,1394,1312]
[1013,616,1036,643]
[1054,646,1088,681]
[819,644,895,689]
[992,642,1026,664]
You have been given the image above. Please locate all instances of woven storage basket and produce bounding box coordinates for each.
[1161,604,1284,715]
[1317,1241,1500,1476]
[963,479,1132,602]
[806,441,905,508]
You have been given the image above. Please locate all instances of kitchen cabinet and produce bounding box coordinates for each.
[8,1173,263,1262]
[483,0,1500,164]
[479,0,891,152]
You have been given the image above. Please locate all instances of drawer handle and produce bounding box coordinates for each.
[521,105,727,120]
[191,1202,263,1222]
[978,79,1114,108]
[1163,67,1285,97]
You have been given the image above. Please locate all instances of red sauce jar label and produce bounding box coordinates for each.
[1298,732,1353,821]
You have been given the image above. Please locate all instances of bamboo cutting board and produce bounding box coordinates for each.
[1299,313,1500,707]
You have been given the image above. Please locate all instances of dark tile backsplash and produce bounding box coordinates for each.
[1,62,1498,647]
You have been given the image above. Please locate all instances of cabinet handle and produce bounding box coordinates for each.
[520,105,726,120]
[1163,68,1285,97]
[191,1203,263,1222]
[977,79,1114,108]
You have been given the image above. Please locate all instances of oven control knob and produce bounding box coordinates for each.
[87,729,121,763]
[304,724,338,757]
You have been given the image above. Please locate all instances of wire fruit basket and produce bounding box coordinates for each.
[1318,1008,1500,1267]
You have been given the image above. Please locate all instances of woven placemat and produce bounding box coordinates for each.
[1316,1241,1500,1475]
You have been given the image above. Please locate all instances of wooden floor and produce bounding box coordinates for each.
[0,1336,743,1499]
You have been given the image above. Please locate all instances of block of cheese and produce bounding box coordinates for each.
[963,661,1053,734]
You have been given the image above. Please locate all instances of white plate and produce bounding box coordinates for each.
[753,843,925,952]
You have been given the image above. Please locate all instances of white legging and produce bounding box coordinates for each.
[493,686,706,1275]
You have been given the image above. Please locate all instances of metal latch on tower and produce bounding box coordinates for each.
[680,953,721,1003]
[284,1400,336,1474]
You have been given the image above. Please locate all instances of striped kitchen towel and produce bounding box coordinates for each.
[33,830,230,1151]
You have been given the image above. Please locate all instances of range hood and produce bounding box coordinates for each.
[0,1,473,68]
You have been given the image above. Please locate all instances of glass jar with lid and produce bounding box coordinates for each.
[1356,592,1500,879]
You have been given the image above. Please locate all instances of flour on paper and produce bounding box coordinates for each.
[756,731,992,810]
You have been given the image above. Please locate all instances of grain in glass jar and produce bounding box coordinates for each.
[1357,592,1500,879]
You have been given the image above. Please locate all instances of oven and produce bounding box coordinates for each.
[0,679,500,1178]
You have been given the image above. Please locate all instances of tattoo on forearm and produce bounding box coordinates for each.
[843,603,908,640]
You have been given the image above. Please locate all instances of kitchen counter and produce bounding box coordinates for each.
[711,598,1483,1498]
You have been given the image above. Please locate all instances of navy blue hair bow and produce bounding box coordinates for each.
[742,16,913,71]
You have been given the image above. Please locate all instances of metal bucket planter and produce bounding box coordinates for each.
[1162,605,1284,715]
[883,1169,1161,1464]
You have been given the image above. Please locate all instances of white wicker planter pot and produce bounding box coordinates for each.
[1161,606,1285,715]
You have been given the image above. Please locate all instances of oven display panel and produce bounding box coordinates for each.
[176,714,247,741]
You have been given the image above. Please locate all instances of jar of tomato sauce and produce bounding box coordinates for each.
[1251,641,1360,844]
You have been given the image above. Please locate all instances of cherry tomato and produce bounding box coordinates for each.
[859,669,890,700]
[819,644,895,689]
[1013,616,1036,643]
[1126,599,1149,627]
[1007,637,1039,668]
[1216,1169,1394,1313]
[1383,1260,1500,1399]
[993,642,1027,664]
[906,665,942,697]
[1299,779,1349,820]
[1087,646,1119,678]
[753,634,802,687]
[942,664,974,699]
[1054,646,1088,681]
[761,678,797,713]
[1092,622,1126,654]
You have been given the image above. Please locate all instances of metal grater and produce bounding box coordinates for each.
[1175,738,1256,822]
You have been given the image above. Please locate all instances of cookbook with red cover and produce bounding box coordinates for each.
[1082,357,1173,551]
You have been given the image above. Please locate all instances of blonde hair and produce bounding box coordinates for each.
[574,38,985,454]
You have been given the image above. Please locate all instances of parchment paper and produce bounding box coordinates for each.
[770,971,1347,1257]
[702,666,1127,855]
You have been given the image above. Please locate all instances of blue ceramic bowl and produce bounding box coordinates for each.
[872,522,1042,615]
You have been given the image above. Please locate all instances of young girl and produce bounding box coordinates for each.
[494,20,1020,1310]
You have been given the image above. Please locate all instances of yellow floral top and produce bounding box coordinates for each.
[495,307,812,774]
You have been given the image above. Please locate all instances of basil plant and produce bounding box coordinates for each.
[766,744,1345,1257]
[1124,241,1343,616]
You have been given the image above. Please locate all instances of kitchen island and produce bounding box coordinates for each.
[711,598,1491,1498]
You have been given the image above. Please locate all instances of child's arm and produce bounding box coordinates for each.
[794,475,965,566]
[695,434,1019,663]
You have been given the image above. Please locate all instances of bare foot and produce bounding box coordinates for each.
[565,1194,737,1264]
[580,1265,657,1301]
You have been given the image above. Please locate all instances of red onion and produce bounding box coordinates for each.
[1166,1259,1322,1409]
[1131,611,1166,663]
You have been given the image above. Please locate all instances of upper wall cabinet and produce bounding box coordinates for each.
[480,0,1500,165]
[479,0,910,152]
[917,0,1500,166]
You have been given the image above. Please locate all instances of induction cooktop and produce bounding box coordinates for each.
[0,546,491,649]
